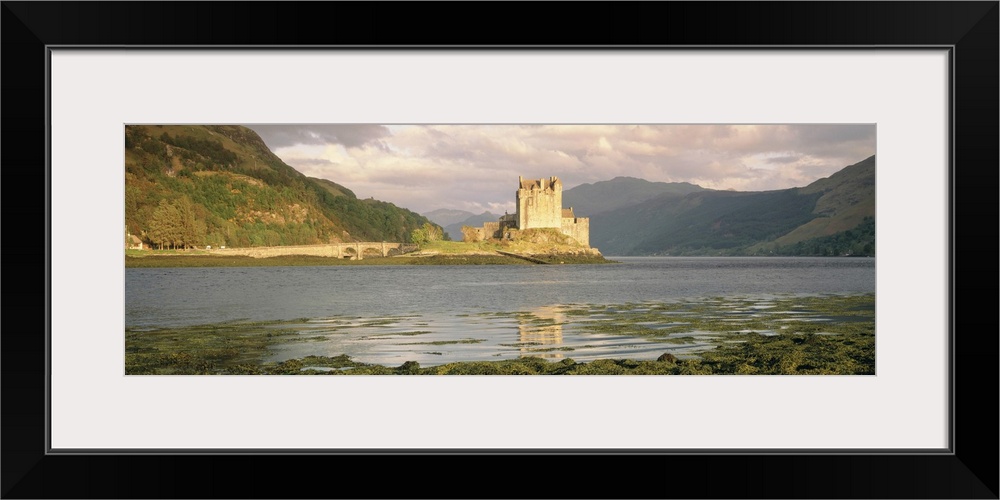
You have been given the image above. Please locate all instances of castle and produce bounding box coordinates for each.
[469,176,590,247]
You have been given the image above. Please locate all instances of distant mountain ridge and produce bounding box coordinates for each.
[423,208,476,227]
[563,177,706,216]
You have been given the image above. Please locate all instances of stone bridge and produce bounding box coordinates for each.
[207,242,418,260]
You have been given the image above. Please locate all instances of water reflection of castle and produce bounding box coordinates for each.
[519,306,565,359]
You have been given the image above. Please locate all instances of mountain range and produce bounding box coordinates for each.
[571,155,876,256]
[423,208,479,228]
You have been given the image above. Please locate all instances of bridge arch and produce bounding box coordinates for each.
[341,246,359,259]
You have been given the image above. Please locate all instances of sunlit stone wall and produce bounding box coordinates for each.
[516,176,563,230]
[561,217,590,247]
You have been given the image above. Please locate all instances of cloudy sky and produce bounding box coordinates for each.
[244,124,875,215]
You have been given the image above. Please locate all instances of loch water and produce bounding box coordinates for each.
[125,257,875,366]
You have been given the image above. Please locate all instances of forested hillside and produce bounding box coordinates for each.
[124,125,436,249]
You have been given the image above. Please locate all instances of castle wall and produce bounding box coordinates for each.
[561,217,590,247]
[499,214,517,230]
[468,227,487,242]
[482,221,501,239]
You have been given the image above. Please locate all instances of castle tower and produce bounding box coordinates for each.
[516,176,563,229]
[467,175,588,247]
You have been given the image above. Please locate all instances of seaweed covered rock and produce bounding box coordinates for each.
[656,353,678,363]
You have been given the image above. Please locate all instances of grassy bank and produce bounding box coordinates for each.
[125,248,612,267]
[420,235,606,260]
[124,253,542,267]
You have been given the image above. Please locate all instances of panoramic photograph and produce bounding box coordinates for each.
[124,124,876,375]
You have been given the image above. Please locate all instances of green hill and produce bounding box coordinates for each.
[124,125,437,249]
[587,156,876,256]
[752,155,876,256]
[768,154,876,245]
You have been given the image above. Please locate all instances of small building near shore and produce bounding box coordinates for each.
[126,231,144,250]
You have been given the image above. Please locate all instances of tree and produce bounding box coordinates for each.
[410,226,428,245]
[205,231,226,248]
[174,196,204,249]
[410,222,444,246]
[263,229,282,247]
[124,183,143,229]
[148,199,182,249]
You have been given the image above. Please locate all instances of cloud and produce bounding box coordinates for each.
[764,154,803,165]
[254,124,875,214]
[279,157,339,178]
[246,124,391,149]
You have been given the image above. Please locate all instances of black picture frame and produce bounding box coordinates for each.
[3,2,996,498]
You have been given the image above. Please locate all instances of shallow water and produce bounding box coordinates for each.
[125,257,875,367]
[261,307,688,366]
